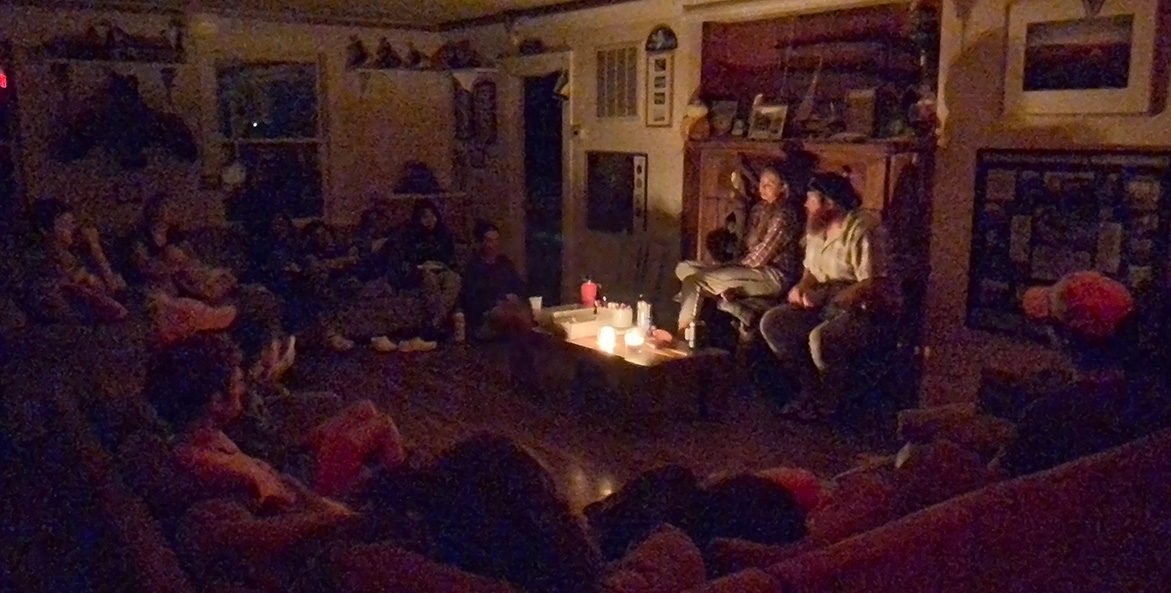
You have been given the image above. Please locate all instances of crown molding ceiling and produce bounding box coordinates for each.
[5,0,642,30]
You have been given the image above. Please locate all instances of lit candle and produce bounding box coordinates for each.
[624,330,644,348]
[598,326,616,352]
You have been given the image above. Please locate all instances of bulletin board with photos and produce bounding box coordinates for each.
[966,148,1170,345]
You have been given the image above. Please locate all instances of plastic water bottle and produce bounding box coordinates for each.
[453,310,466,343]
[636,295,653,335]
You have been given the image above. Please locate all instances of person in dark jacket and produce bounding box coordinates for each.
[460,220,530,340]
[400,200,461,334]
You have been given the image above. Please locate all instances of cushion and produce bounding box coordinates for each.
[806,466,900,545]
[333,542,516,593]
[685,568,782,593]
[706,537,816,577]
[898,404,1016,461]
[603,524,706,593]
[893,440,999,515]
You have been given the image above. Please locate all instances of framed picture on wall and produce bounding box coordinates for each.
[1003,0,1163,115]
[966,149,1171,356]
[645,52,673,127]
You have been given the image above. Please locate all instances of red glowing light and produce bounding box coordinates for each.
[0,72,6,89]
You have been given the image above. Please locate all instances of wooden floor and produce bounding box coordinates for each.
[296,343,899,511]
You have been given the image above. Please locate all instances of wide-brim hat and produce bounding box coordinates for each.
[808,172,862,211]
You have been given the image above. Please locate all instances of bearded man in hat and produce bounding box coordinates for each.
[758,171,901,422]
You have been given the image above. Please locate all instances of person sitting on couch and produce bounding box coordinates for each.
[675,167,802,334]
[460,220,531,341]
[400,200,461,337]
[21,198,129,323]
[994,270,1169,477]
[758,172,901,423]
[148,333,600,593]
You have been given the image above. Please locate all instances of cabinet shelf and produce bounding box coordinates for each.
[350,66,497,74]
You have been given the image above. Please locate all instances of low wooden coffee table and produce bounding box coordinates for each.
[512,328,735,422]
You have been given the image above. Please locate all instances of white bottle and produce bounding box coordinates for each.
[636,295,653,335]
[453,310,466,343]
[685,320,697,350]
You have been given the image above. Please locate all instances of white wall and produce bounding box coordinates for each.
[456,0,699,300]
[2,6,451,230]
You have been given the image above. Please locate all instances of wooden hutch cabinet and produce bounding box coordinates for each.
[682,1,940,395]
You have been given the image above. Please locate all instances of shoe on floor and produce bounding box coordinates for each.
[327,333,355,352]
[370,336,397,353]
[398,337,438,352]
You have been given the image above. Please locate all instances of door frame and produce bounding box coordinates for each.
[500,51,574,302]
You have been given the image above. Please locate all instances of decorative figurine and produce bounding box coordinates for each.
[346,36,368,70]
[374,37,402,68]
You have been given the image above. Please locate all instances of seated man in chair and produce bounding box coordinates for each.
[675,167,802,335]
[759,172,901,422]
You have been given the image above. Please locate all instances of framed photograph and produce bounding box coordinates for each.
[747,103,788,140]
[966,149,1171,352]
[645,52,673,127]
[1004,0,1162,115]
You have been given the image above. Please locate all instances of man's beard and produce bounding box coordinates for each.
[806,206,841,234]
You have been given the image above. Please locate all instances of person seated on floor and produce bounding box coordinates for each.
[993,270,1170,478]
[20,198,129,323]
[128,193,284,344]
[460,220,532,341]
[352,207,396,283]
[758,171,901,423]
[126,192,238,303]
[675,167,802,335]
[400,199,462,338]
[251,211,303,299]
[295,220,363,352]
[147,333,600,593]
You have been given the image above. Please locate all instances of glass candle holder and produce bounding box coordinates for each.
[597,326,616,353]
[624,330,644,349]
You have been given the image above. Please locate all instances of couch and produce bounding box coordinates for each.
[5,311,1169,593]
[701,424,1171,593]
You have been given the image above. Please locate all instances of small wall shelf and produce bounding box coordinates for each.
[39,58,185,67]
